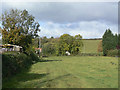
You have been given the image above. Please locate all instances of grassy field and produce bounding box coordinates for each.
[82,40,101,53]
[3,56,118,88]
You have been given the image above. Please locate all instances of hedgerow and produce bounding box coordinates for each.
[2,51,39,78]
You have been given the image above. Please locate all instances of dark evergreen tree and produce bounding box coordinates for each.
[117,34,120,50]
[118,34,120,56]
[102,29,116,56]
[114,34,118,48]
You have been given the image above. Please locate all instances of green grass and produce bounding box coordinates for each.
[3,56,118,88]
[82,40,101,53]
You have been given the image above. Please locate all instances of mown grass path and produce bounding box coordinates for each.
[3,56,118,88]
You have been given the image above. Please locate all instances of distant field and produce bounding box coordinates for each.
[82,40,101,53]
[3,56,118,88]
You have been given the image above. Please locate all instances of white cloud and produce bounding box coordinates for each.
[38,21,118,38]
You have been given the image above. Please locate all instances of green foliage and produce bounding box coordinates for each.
[102,29,117,56]
[1,9,40,51]
[72,35,83,55]
[119,50,120,57]
[2,52,40,78]
[18,35,33,51]
[42,42,56,55]
[41,37,58,56]
[40,34,83,56]
[78,53,103,56]
[56,34,83,56]
[41,36,49,46]
[114,34,118,48]
[118,34,120,48]
[107,49,118,57]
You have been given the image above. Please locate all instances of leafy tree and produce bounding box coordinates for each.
[74,34,82,40]
[71,34,83,54]
[50,36,54,39]
[1,9,40,51]
[41,36,48,45]
[58,34,74,55]
[59,34,74,45]
[56,34,83,56]
[41,37,59,56]
[42,41,56,55]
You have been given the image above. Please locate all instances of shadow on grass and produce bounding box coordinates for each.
[39,59,62,62]
[3,59,63,88]
[36,74,72,88]
[15,73,49,82]
[2,72,49,88]
[3,72,71,88]
[40,74,71,84]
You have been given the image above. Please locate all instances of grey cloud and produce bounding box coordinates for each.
[1,2,118,38]
[2,2,118,24]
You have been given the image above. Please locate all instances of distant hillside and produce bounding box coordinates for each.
[82,39,102,53]
[82,38,102,40]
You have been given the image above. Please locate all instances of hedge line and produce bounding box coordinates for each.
[2,51,40,78]
[107,49,120,57]
[77,53,103,56]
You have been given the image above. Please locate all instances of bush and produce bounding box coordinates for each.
[2,51,40,78]
[29,51,40,62]
[118,50,120,57]
[107,49,118,57]
[77,53,103,56]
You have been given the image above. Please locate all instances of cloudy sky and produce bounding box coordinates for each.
[1,0,118,39]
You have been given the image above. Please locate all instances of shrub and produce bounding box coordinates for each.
[118,50,120,57]
[78,53,102,56]
[29,51,40,62]
[2,51,40,78]
[107,49,118,57]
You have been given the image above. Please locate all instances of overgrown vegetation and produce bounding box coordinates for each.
[56,34,83,55]
[2,9,40,51]
[2,51,39,78]
[39,34,83,56]
[102,29,119,56]
[1,9,41,78]
[107,49,118,57]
